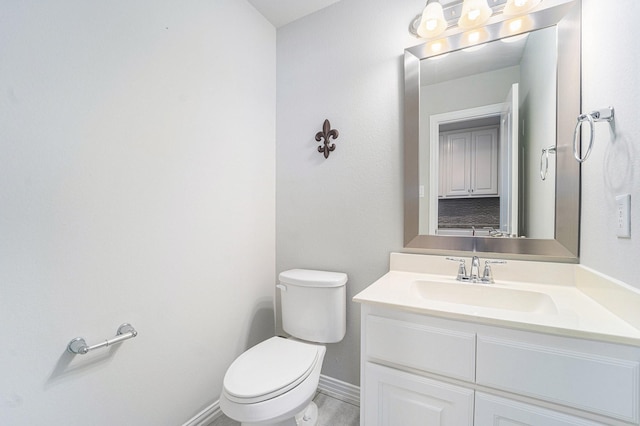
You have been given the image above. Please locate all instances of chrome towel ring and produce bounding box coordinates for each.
[572,107,614,163]
[540,145,556,181]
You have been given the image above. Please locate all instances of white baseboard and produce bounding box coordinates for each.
[317,374,360,407]
[181,400,222,426]
[182,375,360,426]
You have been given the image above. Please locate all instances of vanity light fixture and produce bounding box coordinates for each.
[458,0,493,29]
[417,0,448,39]
[409,0,545,39]
[503,0,542,16]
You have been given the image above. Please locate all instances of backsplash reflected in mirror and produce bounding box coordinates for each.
[404,0,581,262]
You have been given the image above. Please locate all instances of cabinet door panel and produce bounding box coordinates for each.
[366,315,476,381]
[364,362,474,426]
[476,335,640,423]
[445,132,471,197]
[475,392,604,426]
[471,128,498,195]
[440,127,498,198]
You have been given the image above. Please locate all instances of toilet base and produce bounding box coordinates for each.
[295,401,318,426]
[241,401,318,426]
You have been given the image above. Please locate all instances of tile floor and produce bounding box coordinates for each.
[209,392,359,426]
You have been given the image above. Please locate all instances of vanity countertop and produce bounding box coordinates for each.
[353,253,640,346]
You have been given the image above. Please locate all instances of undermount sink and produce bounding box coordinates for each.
[410,280,559,315]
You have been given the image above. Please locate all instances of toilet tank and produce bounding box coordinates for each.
[278,269,347,344]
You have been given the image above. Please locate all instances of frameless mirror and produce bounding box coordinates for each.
[404,0,581,262]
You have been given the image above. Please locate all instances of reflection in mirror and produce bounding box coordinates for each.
[404,0,581,262]
[419,27,557,239]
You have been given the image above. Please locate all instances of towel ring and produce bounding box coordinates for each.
[572,107,614,163]
[572,113,595,163]
[540,146,556,181]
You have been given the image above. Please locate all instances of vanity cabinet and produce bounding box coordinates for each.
[364,363,474,426]
[474,393,603,426]
[360,306,640,426]
[439,127,498,198]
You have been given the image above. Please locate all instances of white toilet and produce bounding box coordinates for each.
[220,269,347,426]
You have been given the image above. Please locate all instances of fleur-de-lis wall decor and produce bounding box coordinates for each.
[315,119,339,159]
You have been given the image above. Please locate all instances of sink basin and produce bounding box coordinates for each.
[410,280,558,315]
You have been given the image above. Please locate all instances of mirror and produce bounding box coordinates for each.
[420,26,557,239]
[404,0,581,262]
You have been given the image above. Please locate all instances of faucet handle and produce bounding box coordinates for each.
[446,257,467,281]
[481,260,506,283]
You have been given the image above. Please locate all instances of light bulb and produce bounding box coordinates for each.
[509,18,523,32]
[463,28,489,46]
[427,39,450,57]
[417,1,447,39]
[458,0,492,29]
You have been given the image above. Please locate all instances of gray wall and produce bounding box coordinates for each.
[580,0,640,286]
[277,0,640,388]
[0,1,276,424]
[275,0,422,385]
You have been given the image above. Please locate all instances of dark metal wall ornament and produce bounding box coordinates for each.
[315,119,339,159]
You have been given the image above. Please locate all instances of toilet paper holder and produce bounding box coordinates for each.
[67,323,137,355]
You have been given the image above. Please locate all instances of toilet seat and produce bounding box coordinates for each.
[223,337,321,404]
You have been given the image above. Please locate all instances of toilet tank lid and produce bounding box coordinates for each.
[279,269,347,287]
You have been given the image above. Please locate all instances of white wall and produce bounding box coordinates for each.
[580,0,640,288]
[276,0,425,385]
[0,1,275,425]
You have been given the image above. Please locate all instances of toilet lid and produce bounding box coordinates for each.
[223,337,321,403]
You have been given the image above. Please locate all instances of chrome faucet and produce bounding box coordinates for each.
[446,257,506,283]
[469,256,481,281]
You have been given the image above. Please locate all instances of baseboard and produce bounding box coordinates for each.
[317,374,360,407]
[181,400,222,426]
[182,375,360,426]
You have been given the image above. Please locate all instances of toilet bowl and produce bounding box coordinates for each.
[220,269,347,426]
[219,337,326,426]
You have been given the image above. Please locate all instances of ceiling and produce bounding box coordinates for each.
[248,0,343,28]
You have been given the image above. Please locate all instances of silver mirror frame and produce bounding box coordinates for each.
[404,0,581,262]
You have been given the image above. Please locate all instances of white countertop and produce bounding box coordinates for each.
[353,254,640,346]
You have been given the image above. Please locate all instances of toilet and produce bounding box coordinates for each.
[219,269,347,426]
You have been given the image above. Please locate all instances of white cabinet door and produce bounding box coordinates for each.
[364,362,474,426]
[440,127,498,198]
[471,128,498,195]
[438,135,445,197]
[475,393,604,426]
[476,334,640,423]
[444,132,471,197]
